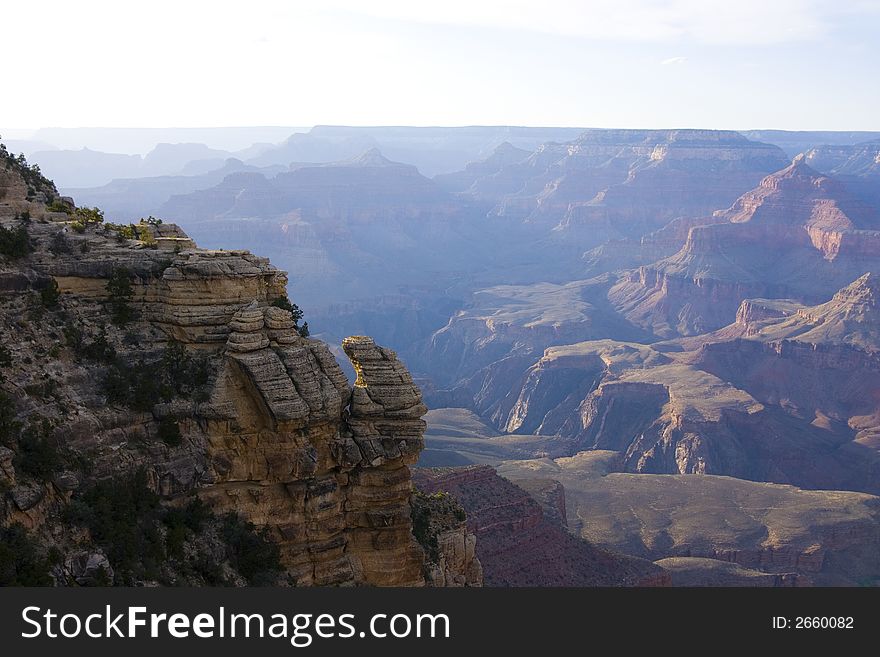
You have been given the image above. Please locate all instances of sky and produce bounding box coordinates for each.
[4,0,880,130]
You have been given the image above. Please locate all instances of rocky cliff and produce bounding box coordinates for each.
[460,129,788,231]
[609,157,880,337]
[412,465,668,586]
[498,453,880,586]
[0,154,480,586]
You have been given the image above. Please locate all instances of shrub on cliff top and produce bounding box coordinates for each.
[270,296,309,337]
[70,207,105,235]
[73,206,104,228]
[410,490,467,563]
[46,200,72,214]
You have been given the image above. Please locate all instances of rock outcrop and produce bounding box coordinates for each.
[0,158,480,587]
[499,453,880,586]
[655,557,809,587]
[435,328,880,492]
[413,465,668,586]
[451,130,788,234]
[609,157,880,337]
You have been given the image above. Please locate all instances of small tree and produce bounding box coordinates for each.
[0,524,54,586]
[39,279,60,308]
[0,392,21,446]
[106,267,135,325]
[14,418,63,481]
[0,223,31,259]
[157,416,182,447]
[270,296,305,328]
[74,206,104,225]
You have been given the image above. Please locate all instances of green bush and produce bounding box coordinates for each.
[0,391,21,447]
[65,469,164,584]
[220,513,282,586]
[81,332,116,363]
[14,417,63,481]
[74,206,104,225]
[67,473,281,586]
[46,200,72,214]
[157,416,182,447]
[270,296,309,337]
[39,279,61,308]
[105,223,138,240]
[102,341,210,412]
[0,223,31,259]
[0,524,54,586]
[162,499,211,559]
[63,325,116,364]
[105,220,156,244]
[67,207,104,234]
[410,490,467,563]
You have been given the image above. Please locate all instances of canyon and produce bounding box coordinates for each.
[5,125,880,587]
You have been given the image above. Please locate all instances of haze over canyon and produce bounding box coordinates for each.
[3,123,880,586]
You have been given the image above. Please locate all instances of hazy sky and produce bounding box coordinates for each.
[5,0,880,130]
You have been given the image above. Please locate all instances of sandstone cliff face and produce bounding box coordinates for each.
[608,157,880,337]
[420,276,653,389]
[0,162,480,587]
[444,327,880,492]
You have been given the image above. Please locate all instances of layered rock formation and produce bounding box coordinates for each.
[66,159,288,222]
[434,142,532,197]
[426,319,880,491]
[498,452,880,586]
[413,465,668,586]
[157,148,495,310]
[609,157,880,337]
[0,158,480,587]
[162,149,458,224]
[655,558,808,587]
[451,129,787,232]
[421,276,653,388]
